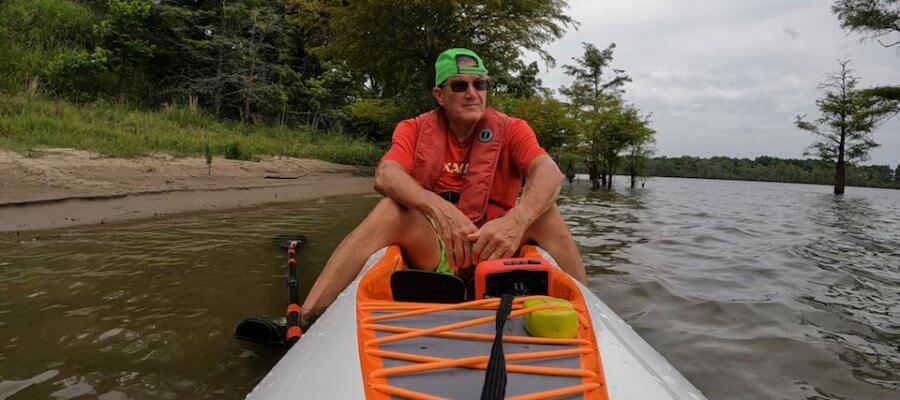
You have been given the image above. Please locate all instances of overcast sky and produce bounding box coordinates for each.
[523,0,899,166]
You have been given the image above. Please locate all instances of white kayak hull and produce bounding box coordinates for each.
[247,247,706,400]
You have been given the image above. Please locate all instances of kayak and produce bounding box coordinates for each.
[245,245,706,400]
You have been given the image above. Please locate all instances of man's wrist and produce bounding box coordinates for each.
[415,191,444,217]
[507,205,535,226]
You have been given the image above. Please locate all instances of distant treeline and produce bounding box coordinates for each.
[648,156,900,189]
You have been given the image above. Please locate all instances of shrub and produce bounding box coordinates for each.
[346,98,407,142]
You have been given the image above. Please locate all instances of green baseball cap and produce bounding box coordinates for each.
[434,48,488,87]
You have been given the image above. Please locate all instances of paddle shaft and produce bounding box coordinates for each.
[285,241,302,347]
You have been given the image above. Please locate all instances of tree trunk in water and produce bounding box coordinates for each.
[630,173,636,189]
[835,160,846,194]
[600,172,606,188]
[835,117,847,195]
[589,163,600,190]
[607,158,617,190]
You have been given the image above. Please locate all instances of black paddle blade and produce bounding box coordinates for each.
[273,234,307,250]
[234,317,285,345]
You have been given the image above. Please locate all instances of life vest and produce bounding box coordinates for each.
[409,107,516,225]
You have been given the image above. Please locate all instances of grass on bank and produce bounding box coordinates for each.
[0,94,383,165]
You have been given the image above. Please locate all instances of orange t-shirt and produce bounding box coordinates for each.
[382,117,546,204]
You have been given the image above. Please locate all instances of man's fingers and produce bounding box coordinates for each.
[448,244,458,270]
[487,246,505,262]
[501,244,516,259]
[439,229,457,269]
[462,241,472,269]
[480,241,499,262]
[471,235,489,263]
[453,238,466,270]
[487,238,515,261]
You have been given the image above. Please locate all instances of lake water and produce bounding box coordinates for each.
[1,177,897,399]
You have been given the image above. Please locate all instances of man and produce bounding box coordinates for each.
[299,48,587,326]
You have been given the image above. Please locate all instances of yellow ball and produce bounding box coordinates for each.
[522,297,578,339]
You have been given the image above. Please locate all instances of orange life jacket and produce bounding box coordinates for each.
[410,107,516,225]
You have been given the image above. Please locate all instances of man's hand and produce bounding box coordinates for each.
[427,198,477,271]
[467,211,530,263]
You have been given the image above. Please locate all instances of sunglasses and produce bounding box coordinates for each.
[444,79,489,93]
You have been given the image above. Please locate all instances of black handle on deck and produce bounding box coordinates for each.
[481,294,514,400]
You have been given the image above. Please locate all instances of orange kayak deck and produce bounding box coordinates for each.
[355,245,609,400]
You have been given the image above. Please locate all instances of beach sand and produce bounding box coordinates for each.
[0,148,376,232]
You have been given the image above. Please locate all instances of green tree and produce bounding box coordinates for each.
[152,0,322,124]
[493,94,575,156]
[598,104,652,189]
[559,42,631,111]
[291,0,575,106]
[832,0,900,47]
[560,42,631,189]
[795,58,899,194]
[294,60,363,132]
[625,123,656,188]
[94,0,156,98]
[492,60,548,98]
[571,104,611,189]
[0,0,98,92]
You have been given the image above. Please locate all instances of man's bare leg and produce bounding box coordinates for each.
[524,204,589,284]
[300,197,440,323]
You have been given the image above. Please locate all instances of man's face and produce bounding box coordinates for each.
[433,73,488,126]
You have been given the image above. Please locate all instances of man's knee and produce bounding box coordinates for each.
[370,197,406,219]
[367,197,439,267]
[362,197,417,241]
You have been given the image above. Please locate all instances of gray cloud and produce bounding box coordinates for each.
[523,0,900,165]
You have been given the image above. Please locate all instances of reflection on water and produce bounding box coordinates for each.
[1,178,898,399]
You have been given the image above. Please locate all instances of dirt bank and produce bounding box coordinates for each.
[0,148,376,232]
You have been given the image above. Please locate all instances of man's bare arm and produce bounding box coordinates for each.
[469,154,563,261]
[505,154,564,227]
[374,160,476,269]
[373,159,436,212]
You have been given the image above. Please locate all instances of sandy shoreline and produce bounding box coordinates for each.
[0,148,376,232]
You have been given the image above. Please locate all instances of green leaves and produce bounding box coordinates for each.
[560,42,631,111]
[832,0,900,47]
[795,57,898,193]
[292,0,575,102]
[796,58,897,165]
[557,41,650,189]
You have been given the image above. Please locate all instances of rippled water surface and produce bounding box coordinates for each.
[1,178,898,399]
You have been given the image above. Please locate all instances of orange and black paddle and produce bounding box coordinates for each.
[234,235,307,347]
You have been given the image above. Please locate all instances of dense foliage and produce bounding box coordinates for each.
[291,0,574,104]
[649,156,900,189]
[0,0,575,142]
